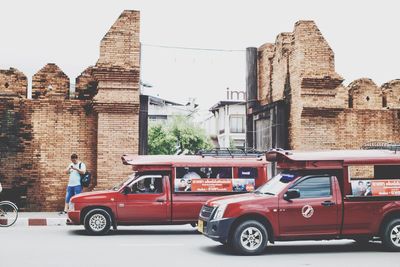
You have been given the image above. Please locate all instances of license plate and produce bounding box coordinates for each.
[197,220,204,233]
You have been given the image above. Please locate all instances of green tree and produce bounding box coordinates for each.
[148,124,177,155]
[148,116,212,155]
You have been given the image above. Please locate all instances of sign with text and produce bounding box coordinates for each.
[191,179,233,192]
[351,180,400,197]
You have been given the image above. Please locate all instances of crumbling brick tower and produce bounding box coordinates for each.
[92,10,141,189]
[247,21,400,151]
[0,10,141,210]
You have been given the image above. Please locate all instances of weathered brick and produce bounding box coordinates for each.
[0,10,141,211]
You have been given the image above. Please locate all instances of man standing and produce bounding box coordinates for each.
[61,153,86,214]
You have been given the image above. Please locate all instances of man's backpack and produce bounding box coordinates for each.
[79,162,91,187]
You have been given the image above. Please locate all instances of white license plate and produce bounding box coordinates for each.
[198,220,204,233]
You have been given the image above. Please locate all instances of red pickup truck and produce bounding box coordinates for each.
[199,149,400,255]
[67,153,269,234]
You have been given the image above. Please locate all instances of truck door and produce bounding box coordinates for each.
[279,176,339,237]
[117,175,170,223]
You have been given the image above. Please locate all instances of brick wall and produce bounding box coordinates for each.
[32,63,70,99]
[252,20,400,152]
[0,68,27,97]
[93,10,140,190]
[0,10,140,211]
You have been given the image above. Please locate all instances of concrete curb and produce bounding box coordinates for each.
[12,217,67,226]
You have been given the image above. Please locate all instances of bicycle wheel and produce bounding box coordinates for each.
[0,201,18,227]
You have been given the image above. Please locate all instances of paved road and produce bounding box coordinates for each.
[1,225,399,267]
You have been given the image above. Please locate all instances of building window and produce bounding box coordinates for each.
[149,115,168,124]
[230,115,245,133]
[255,118,271,150]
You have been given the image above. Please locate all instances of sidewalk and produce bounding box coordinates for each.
[13,212,68,226]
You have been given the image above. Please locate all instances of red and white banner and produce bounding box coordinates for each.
[351,180,400,197]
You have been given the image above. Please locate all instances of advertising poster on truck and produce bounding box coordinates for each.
[351,180,400,196]
[175,178,256,193]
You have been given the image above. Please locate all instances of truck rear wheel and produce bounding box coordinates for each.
[230,220,268,255]
[84,209,112,235]
[382,218,400,251]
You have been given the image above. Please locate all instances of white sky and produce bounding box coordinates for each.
[1,0,400,110]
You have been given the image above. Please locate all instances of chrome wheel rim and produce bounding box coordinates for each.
[240,227,263,251]
[89,214,107,232]
[390,225,400,247]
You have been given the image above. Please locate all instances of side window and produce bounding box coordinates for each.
[238,167,258,179]
[233,167,257,192]
[292,177,332,198]
[175,167,233,193]
[130,176,163,194]
[349,165,400,197]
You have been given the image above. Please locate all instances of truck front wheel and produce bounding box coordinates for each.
[230,220,268,255]
[382,218,400,251]
[84,209,112,235]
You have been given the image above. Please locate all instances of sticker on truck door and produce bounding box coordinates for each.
[301,205,314,218]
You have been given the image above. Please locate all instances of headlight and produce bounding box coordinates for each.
[69,202,75,211]
[213,204,227,220]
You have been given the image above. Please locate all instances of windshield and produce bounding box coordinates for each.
[111,173,136,191]
[254,172,298,195]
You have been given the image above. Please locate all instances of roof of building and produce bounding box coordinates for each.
[209,100,245,112]
[267,149,400,165]
[146,95,184,106]
[122,154,267,167]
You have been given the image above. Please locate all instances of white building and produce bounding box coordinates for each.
[206,100,246,149]
[146,95,198,124]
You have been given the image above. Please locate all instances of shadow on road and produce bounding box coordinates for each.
[201,241,386,256]
[69,228,201,236]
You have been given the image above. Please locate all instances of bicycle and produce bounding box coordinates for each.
[0,201,18,227]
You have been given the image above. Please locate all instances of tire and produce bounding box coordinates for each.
[83,209,112,235]
[382,218,400,252]
[230,220,268,255]
[0,201,18,227]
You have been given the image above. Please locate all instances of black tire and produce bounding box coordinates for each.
[83,209,112,235]
[230,220,268,255]
[382,218,400,252]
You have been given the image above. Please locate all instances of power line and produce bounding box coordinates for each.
[141,43,245,53]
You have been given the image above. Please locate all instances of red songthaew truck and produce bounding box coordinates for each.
[67,152,269,234]
[199,149,400,255]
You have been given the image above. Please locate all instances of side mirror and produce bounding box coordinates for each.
[283,189,300,201]
[123,187,131,195]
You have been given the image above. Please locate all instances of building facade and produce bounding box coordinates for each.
[206,100,246,149]
[246,21,400,152]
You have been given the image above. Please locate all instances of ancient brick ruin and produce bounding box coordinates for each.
[0,10,140,211]
[247,20,400,151]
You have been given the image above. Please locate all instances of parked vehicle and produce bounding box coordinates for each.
[198,149,400,255]
[67,151,269,235]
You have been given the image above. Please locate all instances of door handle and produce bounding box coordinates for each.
[321,200,335,207]
[156,199,165,203]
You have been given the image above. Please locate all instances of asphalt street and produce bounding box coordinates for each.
[1,225,399,267]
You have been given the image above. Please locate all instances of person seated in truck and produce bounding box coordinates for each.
[153,178,163,193]
[364,181,372,196]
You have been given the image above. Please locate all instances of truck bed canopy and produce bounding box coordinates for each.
[121,154,267,168]
[267,150,400,165]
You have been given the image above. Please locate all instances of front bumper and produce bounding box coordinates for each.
[67,210,81,225]
[199,217,235,243]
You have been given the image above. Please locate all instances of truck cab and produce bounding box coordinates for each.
[67,152,269,235]
[199,149,400,255]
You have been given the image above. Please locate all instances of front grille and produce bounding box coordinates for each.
[200,205,215,218]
